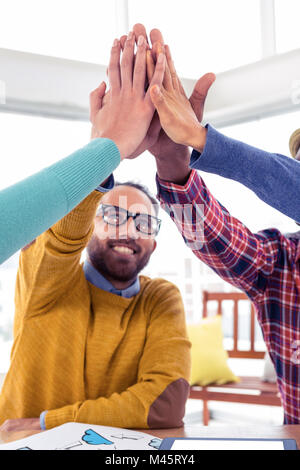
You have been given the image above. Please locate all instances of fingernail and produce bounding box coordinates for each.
[138,35,144,46]
[128,31,133,40]
[113,38,119,47]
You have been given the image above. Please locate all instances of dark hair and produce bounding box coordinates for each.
[114,181,159,216]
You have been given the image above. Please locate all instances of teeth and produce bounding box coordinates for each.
[112,246,134,254]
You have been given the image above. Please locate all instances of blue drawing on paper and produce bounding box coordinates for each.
[148,438,162,449]
[82,429,114,445]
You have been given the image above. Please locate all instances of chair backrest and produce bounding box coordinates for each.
[202,291,265,359]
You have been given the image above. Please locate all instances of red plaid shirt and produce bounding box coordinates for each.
[157,169,300,424]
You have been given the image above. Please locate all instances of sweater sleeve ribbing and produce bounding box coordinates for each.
[0,138,120,263]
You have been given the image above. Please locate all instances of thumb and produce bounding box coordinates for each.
[189,73,216,121]
[149,84,165,111]
[89,81,107,122]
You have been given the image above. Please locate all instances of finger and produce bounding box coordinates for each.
[189,73,216,120]
[151,41,171,91]
[150,28,165,60]
[165,44,180,91]
[132,25,151,90]
[152,40,164,61]
[120,35,127,50]
[146,49,155,83]
[162,55,173,92]
[89,81,106,122]
[120,31,135,88]
[108,38,121,92]
[145,53,166,106]
[133,23,150,47]
[149,84,168,120]
[166,47,187,98]
[133,35,147,94]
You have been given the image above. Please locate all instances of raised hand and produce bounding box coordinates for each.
[149,44,212,153]
[131,24,215,184]
[89,33,165,160]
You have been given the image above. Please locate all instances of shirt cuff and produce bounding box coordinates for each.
[189,123,242,172]
[40,410,47,430]
[156,168,201,205]
[190,123,213,168]
[95,174,114,193]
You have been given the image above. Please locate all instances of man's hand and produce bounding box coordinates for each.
[149,45,208,152]
[131,24,215,184]
[89,32,165,160]
[0,418,41,432]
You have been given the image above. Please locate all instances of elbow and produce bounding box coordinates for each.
[147,378,190,429]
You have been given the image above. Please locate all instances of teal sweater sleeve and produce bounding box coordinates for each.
[0,138,120,264]
[190,124,300,222]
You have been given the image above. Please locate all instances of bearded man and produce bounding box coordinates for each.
[0,179,191,432]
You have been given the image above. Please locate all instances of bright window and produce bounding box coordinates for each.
[275,0,300,54]
[128,0,262,76]
[0,0,117,64]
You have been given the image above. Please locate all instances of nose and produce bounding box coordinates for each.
[118,216,139,240]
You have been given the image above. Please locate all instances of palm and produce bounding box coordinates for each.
[149,123,185,159]
[141,73,215,159]
[125,111,184,159]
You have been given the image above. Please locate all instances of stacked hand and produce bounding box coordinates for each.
[90,31,165,160]
[90,23,216,183]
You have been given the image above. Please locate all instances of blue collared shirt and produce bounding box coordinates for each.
[83,260,140,298]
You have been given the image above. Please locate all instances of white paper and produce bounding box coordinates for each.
[0,422,162,450]
[171,439,285,450]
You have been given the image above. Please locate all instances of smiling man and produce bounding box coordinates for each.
[86,182,161,292]
[0,179,191,432]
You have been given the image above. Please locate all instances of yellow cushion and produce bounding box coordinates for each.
[187,315,239,386]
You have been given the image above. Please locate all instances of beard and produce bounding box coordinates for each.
[86,235,153,283]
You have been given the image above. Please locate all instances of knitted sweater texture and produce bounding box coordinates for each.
[0,190,191,429]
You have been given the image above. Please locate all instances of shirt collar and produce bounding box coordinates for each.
[83,260,140,298]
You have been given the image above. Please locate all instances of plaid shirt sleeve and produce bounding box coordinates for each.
[156,169,296,304]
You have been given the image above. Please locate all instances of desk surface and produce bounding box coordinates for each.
[1,425,300,448]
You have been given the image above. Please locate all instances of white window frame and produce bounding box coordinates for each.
[0,0,299,128]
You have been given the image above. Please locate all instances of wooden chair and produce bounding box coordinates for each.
[189,291,282,425]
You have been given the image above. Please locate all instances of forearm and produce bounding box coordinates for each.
[154,145,191,185]
[0,138,120,264]
[191,124,300,222]
[156,170,280,298]
[44,376,189,430]
[15,190,103,320]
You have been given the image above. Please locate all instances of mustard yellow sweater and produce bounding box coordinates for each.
[0,191,191,430]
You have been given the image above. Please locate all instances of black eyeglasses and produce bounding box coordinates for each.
[97,204,161,236]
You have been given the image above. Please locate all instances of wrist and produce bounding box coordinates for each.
[188,125,207,153]
[155,147,191,185]
[93,129,125,160]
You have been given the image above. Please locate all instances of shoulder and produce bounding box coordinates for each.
[138,275,184,314]
[139,275,181,295]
